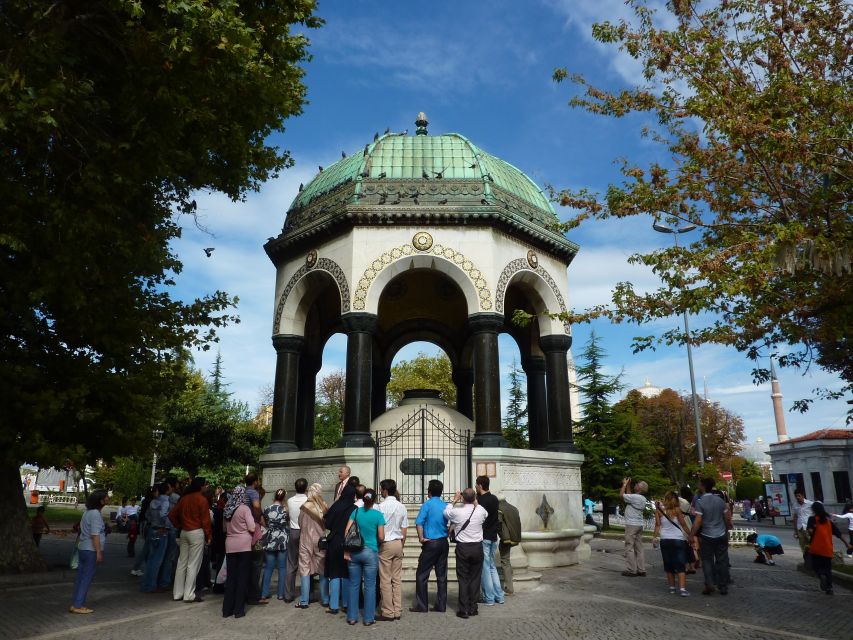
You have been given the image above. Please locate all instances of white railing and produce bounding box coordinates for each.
[592,513,757,545]
[46,495,78,505]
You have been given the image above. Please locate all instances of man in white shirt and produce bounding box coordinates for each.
[620,477,649,577]
[376,479,408,621]
[284,478,309,602]
[444,488,487,619]
[791,490,813,555]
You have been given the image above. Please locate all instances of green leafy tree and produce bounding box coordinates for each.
[736,476,766,502]
[314,370,345,450]
[574,332,665,528]
[553,0,852,412]
[157,367,268,477]
[387,353,456,407]
[0,0,319,573]
[502,359,529,448]
[92,457,149,500]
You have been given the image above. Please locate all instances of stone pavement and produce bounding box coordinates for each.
[2,530,850,640]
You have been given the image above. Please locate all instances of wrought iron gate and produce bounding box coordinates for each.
[374,407,471,504]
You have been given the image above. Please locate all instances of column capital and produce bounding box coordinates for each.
[272,334,305,353]
[341,312,379,334]
[539,334,572,353]
[521,355,547,374]
[467,312,504,335]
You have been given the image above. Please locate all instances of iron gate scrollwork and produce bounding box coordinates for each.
[374,407,472,504]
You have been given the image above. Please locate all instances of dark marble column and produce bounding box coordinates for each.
[468,314,507,448]
[268,334,304,453]
[523,356,548,450]
[339,313,378,447]
[453,367,474,420]
[295,356,322,451]
[371,364,390,420]
[540,334,575,452]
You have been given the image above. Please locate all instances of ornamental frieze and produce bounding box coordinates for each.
[272,256,350,333]
[495,257,570,333]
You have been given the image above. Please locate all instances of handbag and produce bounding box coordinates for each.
[318,535,328,551]
[69,544,79,570]
[448,506,475,543]
[343,512,363,552]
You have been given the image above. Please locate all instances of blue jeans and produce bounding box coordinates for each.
[158,529,178,587]
[140,530,168,592]
[347,547,378,623]
[72,550,98,608]
[328,577,350,611]
[299,574,328,606]
[261,551,286,599]
[481,539,505,603]
[132,526,151,571]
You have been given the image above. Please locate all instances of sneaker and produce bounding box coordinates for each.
[482,601,495,606]
[130,569,144,576]
[679,588,690,597]
[669,586,677,594]
[621,571,638,577]
[767,560,775,566]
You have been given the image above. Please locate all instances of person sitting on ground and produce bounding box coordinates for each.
[745,532,784,565]
[31,506,50,547]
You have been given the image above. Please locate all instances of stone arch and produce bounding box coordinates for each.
[495,257,570,335]
[273,257,350,335]
[353,240,492,315]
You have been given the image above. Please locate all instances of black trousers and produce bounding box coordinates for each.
[414,538,449,611]
[811,554,833,591]
[455,541,483,615]
[249,549,263,601]
[222,551,251,617]
[699,534,730,588]
[284,528,301,600]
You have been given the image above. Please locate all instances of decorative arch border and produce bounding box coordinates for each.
[352,241,492,312]
[272,257,350,333]
[495,257,570,333]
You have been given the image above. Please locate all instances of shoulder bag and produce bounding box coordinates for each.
[343,510,363,552]
[448,505,475,543]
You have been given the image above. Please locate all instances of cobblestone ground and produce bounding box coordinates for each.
[2,529,850,640]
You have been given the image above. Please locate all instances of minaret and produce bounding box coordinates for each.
[770,359,789,442]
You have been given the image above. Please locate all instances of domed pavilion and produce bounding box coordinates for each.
[260,114,589,569]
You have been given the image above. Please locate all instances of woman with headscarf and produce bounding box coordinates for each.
[296,483,329,608]
[324,484,357,614]
[222,486,255,618]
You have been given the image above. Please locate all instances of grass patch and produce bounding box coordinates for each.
[835,563,853,576]
[27,505,110,527]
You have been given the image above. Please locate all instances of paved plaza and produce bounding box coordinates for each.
[2,527,851,640]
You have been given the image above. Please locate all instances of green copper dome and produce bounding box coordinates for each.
[270,114,577,263]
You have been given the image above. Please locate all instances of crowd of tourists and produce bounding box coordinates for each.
[620,477,853,598]
[66,466,522,622]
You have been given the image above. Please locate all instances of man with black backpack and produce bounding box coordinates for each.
[497,496,521,595]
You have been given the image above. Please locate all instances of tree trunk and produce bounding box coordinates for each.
[602,498,610,530]
[0,461,47,574]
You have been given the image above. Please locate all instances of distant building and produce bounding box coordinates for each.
[740,436,772,475]
[633,378,663,399]
[768,429,853,511]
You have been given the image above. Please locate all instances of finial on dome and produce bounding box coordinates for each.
[415,112,428,136]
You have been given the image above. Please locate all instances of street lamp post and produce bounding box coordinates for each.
[653,222,705,467]
[150,429,164,487]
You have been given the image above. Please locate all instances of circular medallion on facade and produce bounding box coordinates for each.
[412,232,433,252]
[306,249,318,269]
[527,250,539,269]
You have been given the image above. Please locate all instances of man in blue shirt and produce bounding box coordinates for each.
[412,479,449,613]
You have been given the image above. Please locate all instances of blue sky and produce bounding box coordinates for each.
[171,0,849,446]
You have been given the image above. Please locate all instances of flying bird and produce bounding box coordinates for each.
[203,247,215,257]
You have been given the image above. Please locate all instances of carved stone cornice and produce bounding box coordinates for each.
[340,312,379,334]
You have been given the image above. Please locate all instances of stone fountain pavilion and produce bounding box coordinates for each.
[259,113,592,572]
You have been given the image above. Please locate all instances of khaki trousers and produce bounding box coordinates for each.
[378,539,403,617]
[624,524,646,574]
